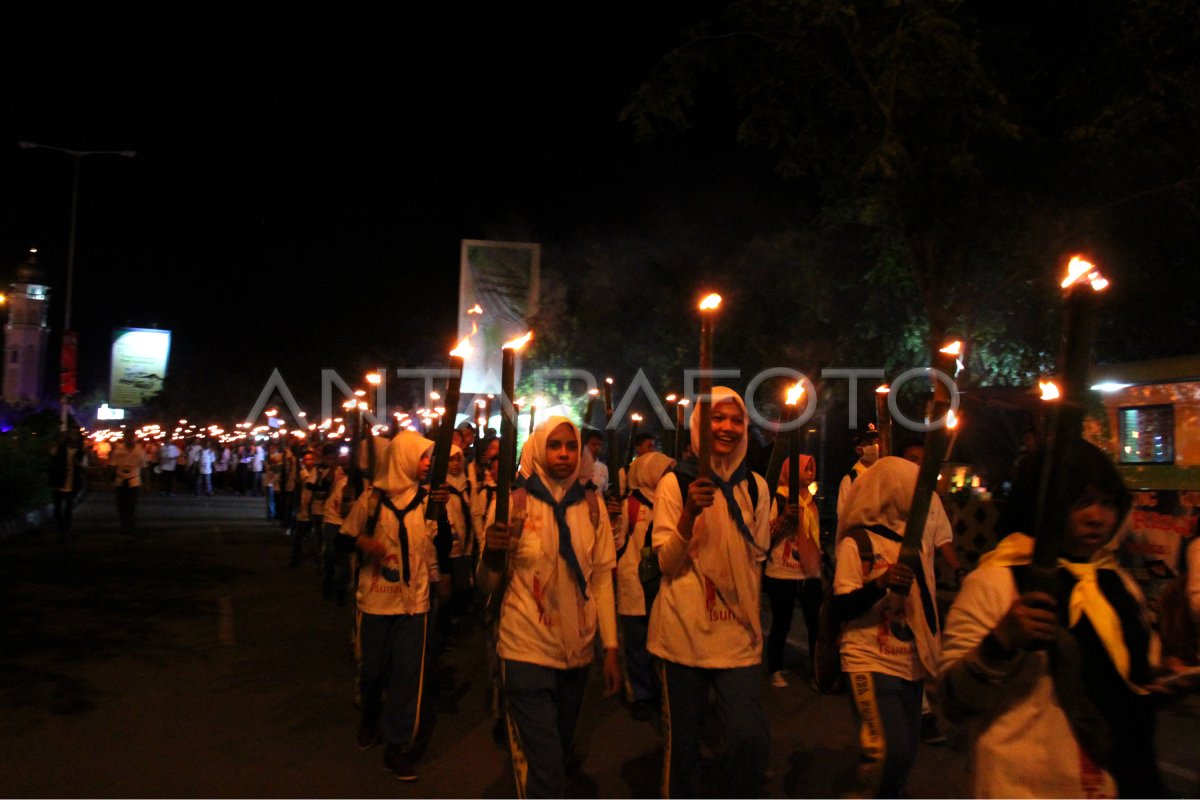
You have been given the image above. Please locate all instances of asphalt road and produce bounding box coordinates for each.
[0,490,1195,798]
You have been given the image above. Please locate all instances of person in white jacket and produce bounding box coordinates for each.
[614,450,676,720]
[478,416,621,798]
[833,456,947,798]
[939,440,1167,798]
[648,387,771,798]
[337,431,447,782]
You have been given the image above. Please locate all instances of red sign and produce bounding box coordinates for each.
[60,330,78,396]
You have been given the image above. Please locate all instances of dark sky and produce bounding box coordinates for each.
[3,3,778,412]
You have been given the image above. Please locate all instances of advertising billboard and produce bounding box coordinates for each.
[109,328,171,407]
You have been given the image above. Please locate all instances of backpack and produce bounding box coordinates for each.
[812,527,875,694]
[638,461,762,613]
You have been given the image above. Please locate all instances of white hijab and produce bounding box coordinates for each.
[519,415,583,502]
[627,451,675,501]
[689,386,749,481]
[374,431,431,507]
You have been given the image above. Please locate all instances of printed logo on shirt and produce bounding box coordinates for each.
[703,577,738,623]
[533,575,554,627]
[378,553,402,584]
[875,594,914,655]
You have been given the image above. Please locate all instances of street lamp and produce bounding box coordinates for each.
[18,141,136,428]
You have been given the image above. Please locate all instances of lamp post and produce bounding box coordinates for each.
[18,141,136,429]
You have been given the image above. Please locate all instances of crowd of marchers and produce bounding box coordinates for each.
[44,393,1200,797]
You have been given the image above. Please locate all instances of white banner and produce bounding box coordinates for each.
[109,328,171,407]
[458,240,540,394]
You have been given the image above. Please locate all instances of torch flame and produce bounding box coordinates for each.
[665,393,677,402]
[365,372,382,386]
[876,384,890,394]
[939,340,963,357]
[678,398,691,407]
[785,382,805,405]
[1061,256,1109,293]
[1039,381,1061,401]
[467,304,483,315]
[699,293,723,311]
[502,331,534,351]
[450,336,473,358]
[947,409,960,429]
[632,413,643,422]
[588,388,600,397]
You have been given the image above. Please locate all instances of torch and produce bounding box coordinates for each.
[764,382,804,495]
[584,388,600,430]
[675,398,690,461]
[697,293,723,478]
[495,331,532,524]
[625,413,643,472]
[897,339,962,576]
[425,337,471,520]
[875,384,892,457]
[1031,257,1109,572]
[604,377,622,497]
[664,393,677,459]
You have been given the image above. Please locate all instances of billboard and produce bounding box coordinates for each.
[109,328,171,407]
[457,240,540,394]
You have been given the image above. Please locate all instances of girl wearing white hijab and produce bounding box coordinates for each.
[614,450,676,719]
[337,431,445,782]
[833,455,948,798]
[480,416,621,798]
[648,387,771,798]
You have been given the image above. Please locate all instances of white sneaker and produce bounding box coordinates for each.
[770,671,789,688]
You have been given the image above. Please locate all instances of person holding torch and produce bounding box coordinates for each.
[478,416,621,798]
[648,387,772,799]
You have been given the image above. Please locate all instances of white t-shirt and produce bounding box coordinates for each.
[615,492,654,616]
[497,493,617,670]
[340,489,439,615]
[765,490,822,580]
[111,445,146,487]
[940,567,1119,798]
[159,443,180,472]
[647,471,771,669]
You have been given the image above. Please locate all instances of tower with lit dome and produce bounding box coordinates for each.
[3,249,51,406]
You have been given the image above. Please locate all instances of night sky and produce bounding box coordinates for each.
[4,3,771,412]
[3,4,1197,419]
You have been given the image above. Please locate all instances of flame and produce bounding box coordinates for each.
[947,409,960,429]
[502,331,533,351]
[786,382,805,405]
[665,393,677,402]
[1039,381,1061,401]
[357,401,369,411]
[678,398,691,407]
[605,377,614,385]
[354,389,366,397]
[430,391,441,401]
[588,388,600,397]
[631,413,643,422]
[365,372,382,386]
[876,384,890,394]
[467,304,483,315]
[939,341,963,357]
[1062,255,1109,292]
[450,336,473,358]
[699,293,723,311]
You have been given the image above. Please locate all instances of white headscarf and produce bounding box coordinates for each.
[689,386,749,481]
[519,415,583,501]
[627,451,675,500]
[447,443,468,492]
[838,456,931,536]
[373,431,432,507]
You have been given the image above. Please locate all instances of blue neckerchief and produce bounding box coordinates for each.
[675,456,761,553]
[524,473,590,599]
[372,487,426,584]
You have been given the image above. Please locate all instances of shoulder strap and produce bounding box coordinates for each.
[845,527,875,563]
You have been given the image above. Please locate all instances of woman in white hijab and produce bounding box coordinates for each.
[480,416,621,798]
[337,431,446,782]
[648,387,771,798]
[615,450,676,719]
[832,455,948,798]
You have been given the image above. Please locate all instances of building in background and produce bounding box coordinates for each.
[3,249,51,407]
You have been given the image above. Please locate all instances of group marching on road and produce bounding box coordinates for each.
[63,380,1197,798]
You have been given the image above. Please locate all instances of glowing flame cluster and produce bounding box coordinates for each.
[699,293,723,311]
[939,340,963,357]
[1039,381,1061,401]
[786,382,805,405]
[1061,256,1109,292]
[450,336,473,358]
[503,331,534,351]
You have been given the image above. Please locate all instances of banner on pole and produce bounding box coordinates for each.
[458,240,540,394]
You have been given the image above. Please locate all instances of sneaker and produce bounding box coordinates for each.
[632,699,653,721]
[921,713,946,745]
[770,671,789,688]
[383,747,418,781]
